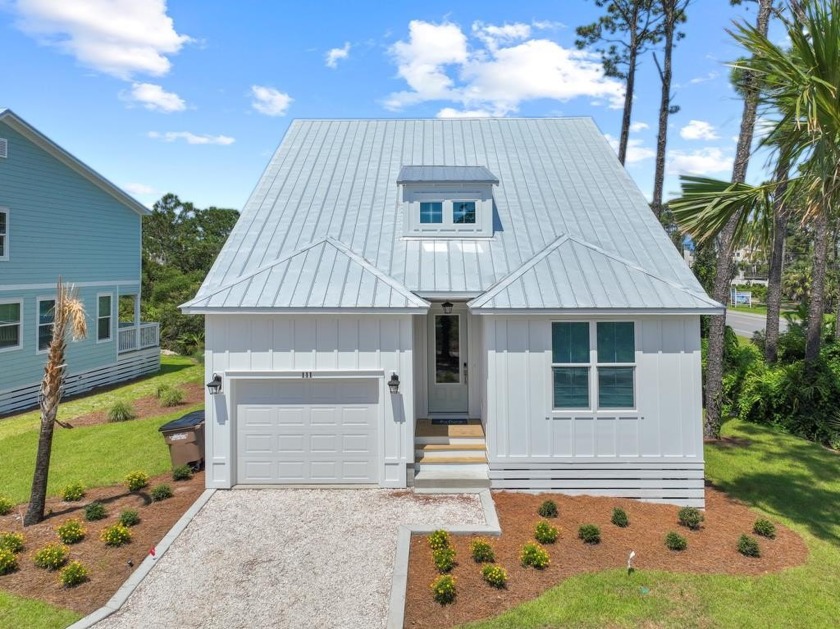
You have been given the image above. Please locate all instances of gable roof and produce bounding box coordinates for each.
[182,237,429,312]
[397,165,499,184]
[188,118,720,313]
[0,109,149,217]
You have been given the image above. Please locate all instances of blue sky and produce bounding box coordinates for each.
[0,0,778,211]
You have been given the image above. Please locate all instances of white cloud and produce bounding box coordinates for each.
[680,120,719,141]
[385,20,624,115]
[436,107,494,119]
[147,131,234,145]
[325,42,351,68]
[13,0,191,79]
[250,85,293,116]
[629,121,649,132]
[121,82,186,112]
[667,148,733,175]
[689,71,719,84]
[604,134,655,164]
[123,182,157,195]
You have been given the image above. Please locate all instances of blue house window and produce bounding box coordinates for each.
[551,322,590,409]
[419,202,443,224]
[0,208,8,261]
[98,294,112,342]
[0,300,22,351]
[37,298,55,352]
[596,322,635,408]
[453,201,476,224]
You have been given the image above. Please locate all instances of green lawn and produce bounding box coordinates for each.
[729,304,769,315]
[464,420,840,629]
[0,592,82,629]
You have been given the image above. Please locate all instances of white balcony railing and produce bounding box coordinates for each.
[118,323,160,354]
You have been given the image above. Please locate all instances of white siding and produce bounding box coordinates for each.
[205,314,414,489]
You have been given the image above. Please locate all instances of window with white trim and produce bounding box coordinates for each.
[551,321,635,410]
[0,300,22,351]
[98,294,112,341]
[0,208,8,261]
[37,298,55,352]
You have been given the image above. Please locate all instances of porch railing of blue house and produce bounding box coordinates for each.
[117,322,160,354]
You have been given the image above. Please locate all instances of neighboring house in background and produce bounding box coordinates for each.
[0,109,159,415]
[183,118,722,507]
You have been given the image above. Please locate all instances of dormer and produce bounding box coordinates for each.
[398,165,498,238]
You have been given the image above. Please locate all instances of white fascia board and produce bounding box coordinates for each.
[224,369,385,380]
[414,292,482,300]
[469,307,724,316]
[181,307,429,315]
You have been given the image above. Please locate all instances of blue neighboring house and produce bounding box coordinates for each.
[0,109,159,415]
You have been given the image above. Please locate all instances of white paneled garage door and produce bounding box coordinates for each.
[235,379,379,484]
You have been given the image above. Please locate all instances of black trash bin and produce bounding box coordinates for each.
[159,410,205,469]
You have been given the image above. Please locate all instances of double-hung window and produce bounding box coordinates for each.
[0,208,8,261]
[98,295,112,342]
[37,299,56,352]
[551,321,635,410]
[0,300,22,351]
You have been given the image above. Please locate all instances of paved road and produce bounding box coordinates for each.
[725,309,789,338]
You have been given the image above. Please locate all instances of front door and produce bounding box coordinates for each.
[428,304,469,414]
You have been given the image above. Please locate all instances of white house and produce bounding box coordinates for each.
[182,118,721,507]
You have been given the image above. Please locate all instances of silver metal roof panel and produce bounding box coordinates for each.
[397,165,499,184]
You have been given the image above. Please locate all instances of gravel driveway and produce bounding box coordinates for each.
[97,489,485,629]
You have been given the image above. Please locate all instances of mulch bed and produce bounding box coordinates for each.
[67,382,204,428]
[0,471,205,615]
[404,486,809,628]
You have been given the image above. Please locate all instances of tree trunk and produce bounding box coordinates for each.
[651,4,675,220]
[23,410,57,526]
[618,35,639,165]
[765,159,789,363]
[703,0,772,439]
[805,210,829,365]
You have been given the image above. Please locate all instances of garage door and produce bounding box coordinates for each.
[236,379,379,484]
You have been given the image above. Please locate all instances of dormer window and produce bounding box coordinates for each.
[398,165,498,238]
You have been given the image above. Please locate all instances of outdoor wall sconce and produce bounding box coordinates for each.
[206,373,222,395]
[388,372,400,394]
[442,301,453,314]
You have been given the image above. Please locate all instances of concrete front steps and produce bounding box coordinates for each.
[414,418,489,490]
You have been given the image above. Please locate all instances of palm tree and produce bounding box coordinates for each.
[24,281,87,526]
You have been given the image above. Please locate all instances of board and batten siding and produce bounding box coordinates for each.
[205,314,415,489]
[484,315,704,506]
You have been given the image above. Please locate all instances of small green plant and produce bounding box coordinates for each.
[611,507,629,528]
[172,464,194,481]
[125,471,149,492]
[84,501,107,521]
[0,548,18,575]
[537,499,558,518]
[56,520,86,545]
[520,542,550,569]
[119,509,141,527]
[159,387,184,407]
[60,561,89,588]
[665,531,687,551]
[100,524,132,547]
[428,529,451,551]
[482,564,508,588]
[678,507,704,531]
[470,538,495,563]
[0,496,12,515]
[0,532,24,554]
[150,484,174,502]
[534,520,559,544]
[107,400,136,422]
[155,383,173,398]
[578,524,601,544]
[61,482,85,502]
[738,534,761,557]
[34,543,69,570]
[433,547,457,573]
[753,518,777,539]
[430,574,456,604]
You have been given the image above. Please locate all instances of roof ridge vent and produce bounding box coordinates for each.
[0,138,7,159]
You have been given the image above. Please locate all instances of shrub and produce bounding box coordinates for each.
[60,561,89,588]
[100,524,132,547]
[678,507,704,531]
[0,496,12,515]
[433,547,456,573]
[159,387,184,407]
[172,464,194,481]
[119,509,141,527]
[150,484,174,502]
[0,532,24,554]
[34,543,69,570]
[430,574,456,604]
[520,542,550,569]
[84,501,107,522]
[578,524,601,544]
[155,383,173,398]
[0,548,18,575]
[481,564,508,588]
[56,520,86,545]
[611,507,629,528]
[534,520,559,544]
[665,531,687,551]
[61,482,85,502]
[108,400,137,422]
[753,518,777,539]
[125,471,149,492]
[470,538,495,563]
[537,499,558,518]
[738,534,761,557]
[428,529,451,551]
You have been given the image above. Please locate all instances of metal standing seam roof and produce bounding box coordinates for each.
[397,165,499,184]
[183,118,722,313]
